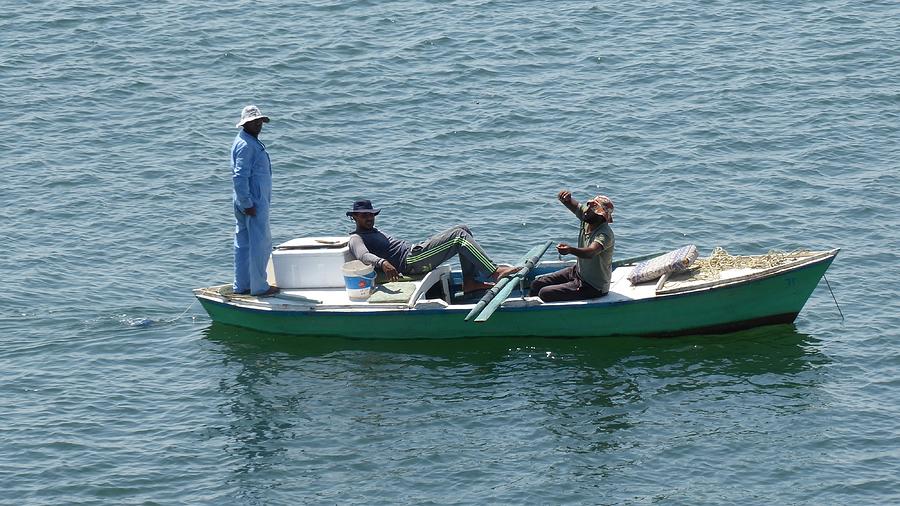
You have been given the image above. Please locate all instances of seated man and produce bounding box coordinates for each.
[529,191,615,302]
[346,199,519,293]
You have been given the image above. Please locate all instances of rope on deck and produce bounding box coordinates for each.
[684,247,813,281]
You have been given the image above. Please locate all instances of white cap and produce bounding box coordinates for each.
[235,105,270,128]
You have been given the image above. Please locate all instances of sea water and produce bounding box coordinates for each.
[2,1,900,503]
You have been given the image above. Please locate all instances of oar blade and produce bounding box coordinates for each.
[473,280,519,322]
[468,240,553,323]
[463,276,511,321]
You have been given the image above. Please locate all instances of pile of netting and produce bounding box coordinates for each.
[683,247,813,281]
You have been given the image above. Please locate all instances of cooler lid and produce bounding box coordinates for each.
[275,236,350,250]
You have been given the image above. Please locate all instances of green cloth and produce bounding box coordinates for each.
[367,282,418,303]
[577,218,615,293]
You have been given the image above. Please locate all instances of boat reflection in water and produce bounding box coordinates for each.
[203,322,829,498]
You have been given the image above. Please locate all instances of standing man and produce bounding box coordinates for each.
[232,105,279,296]
[529,191,615,302]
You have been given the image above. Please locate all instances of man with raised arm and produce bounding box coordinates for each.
[529,191,615,302]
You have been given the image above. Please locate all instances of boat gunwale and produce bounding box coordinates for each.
[654,248,840,296]
[194,248,839,317]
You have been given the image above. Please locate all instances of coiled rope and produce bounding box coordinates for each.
[685,247,812,281]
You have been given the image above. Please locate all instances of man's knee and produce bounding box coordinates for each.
[451,224,473,238]
[536,281,580,302]
[529,277,548,297]
[536,286,557,302]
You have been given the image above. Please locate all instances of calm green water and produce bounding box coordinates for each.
[3,0,899,503]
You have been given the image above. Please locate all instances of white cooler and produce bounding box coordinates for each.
[270,236,353,289]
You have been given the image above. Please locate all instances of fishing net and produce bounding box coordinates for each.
[682,247,814,281]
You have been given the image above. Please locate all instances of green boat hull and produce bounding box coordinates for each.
[196,251,836,339]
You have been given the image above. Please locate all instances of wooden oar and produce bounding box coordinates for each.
[465,240,553,322]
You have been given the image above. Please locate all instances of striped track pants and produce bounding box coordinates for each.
[403,225,497,280]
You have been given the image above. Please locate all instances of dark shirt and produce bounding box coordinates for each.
[348,228,412,273]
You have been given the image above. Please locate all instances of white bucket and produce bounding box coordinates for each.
[341,260,376,301]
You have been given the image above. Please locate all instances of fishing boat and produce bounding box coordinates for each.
[194,237,838,339]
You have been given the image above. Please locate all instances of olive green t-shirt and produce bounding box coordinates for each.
[576,220,615,293]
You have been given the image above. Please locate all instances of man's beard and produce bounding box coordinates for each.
[583,214,604,225]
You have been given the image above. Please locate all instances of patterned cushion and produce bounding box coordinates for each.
[627,245,699,285]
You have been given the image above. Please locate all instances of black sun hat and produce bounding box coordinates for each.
[346,199,381,216]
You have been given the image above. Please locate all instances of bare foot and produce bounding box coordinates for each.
[462,279,495,293]
[492,265,522,280]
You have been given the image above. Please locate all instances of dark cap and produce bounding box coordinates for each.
[346,199,381,216]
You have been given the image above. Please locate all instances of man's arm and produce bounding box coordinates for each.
[232,142,255,213]
[348,235,401,281]
[557,240,604,259]
[558,190,584,220]
[348,235,384,267]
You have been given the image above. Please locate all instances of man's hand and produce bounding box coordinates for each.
[243,206,257,217]
[556,243,573,256]
[382,260,400,281]
[557,241,602,259]
[557,190,573,205]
